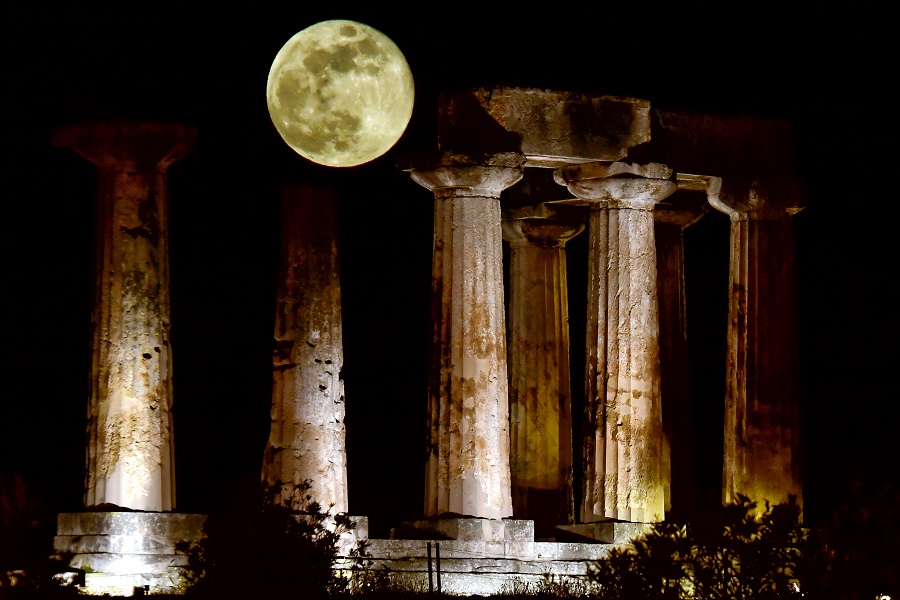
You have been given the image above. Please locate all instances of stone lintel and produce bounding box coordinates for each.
[675,172,718,192]
[555,522,655,544]
[652,109,797,178]
[439,88,650,168]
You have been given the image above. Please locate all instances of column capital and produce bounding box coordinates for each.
[405,151,524,198]
[655,191,709,229]
[554,161,677,209]
[502,203,586,248]
[52,121,196,173]
[708,176,806,220]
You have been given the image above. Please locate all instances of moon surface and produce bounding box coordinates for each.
[267,20,415,167]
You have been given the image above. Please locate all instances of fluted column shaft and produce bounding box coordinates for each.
[654,193,708,514]
[262,186,347,512]
[53,122,195,511]
[409,155,523,519]
[709,178,804,511]
[503,211,584,526]
[556,162,676,523]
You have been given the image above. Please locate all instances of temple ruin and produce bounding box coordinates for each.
[49,86,804,595]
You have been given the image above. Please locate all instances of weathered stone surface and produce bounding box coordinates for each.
[262,185,348,513]
[56,511,206,538]
[503,205,585,530]
[364,538,617,561]
[401,517,534,542]
[54,512,206,595]
[54,534,179,554]
[555,162,676,523]
[52,122,195,512]
[347,537,628,595]
[439,88,651,167]
[407,153,523,519]
[708,177,805,511]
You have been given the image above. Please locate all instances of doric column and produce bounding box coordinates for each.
[262,185,347,512]
[502,203,585,528]
[708,177,804,511]
[555,161,677,523]
[53,122,195,512]
[408,152,523,519]
[654,187,709,516]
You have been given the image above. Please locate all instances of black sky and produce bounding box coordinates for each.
[2,5,896,535]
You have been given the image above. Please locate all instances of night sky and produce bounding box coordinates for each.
[2,5,896,538]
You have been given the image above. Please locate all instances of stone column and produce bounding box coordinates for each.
[408,152,523,520]
[708,177,804,511]
[654,188,708,515]
[502,203,584,528]
[555,161,676,523]
[53,122,194,512]
[262,185,348,513]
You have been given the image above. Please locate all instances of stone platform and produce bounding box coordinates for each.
[336,517,644,596]
[52,511,206,596]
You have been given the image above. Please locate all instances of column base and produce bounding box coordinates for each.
[51,511,207,596]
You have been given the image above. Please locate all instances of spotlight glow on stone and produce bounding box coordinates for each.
[266,20,415,167]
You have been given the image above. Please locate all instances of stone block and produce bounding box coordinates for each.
[68,552,190,575]
[53,533,178,554]
[556,521,653,544]
[56,512,206,541]
[438,87,651,167]
[502,519,534,542]
[402,517,534,543]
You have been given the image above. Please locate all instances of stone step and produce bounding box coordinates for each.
[81,569,194,597]
[53,533,183,554]
[56,512,206,540]
[68,552,190,574]
[363,538,617,561]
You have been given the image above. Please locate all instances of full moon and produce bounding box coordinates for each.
[266,20,415,167]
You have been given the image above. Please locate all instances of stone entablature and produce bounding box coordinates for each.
[438,87,651,168]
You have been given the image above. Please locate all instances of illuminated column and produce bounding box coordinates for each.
[654,189,708,514]
[53,122,195,512]
[708,177,804,511]
[502,204,584,527]
[262,185,347,512]
[408,152,523,520]
[555,161,676,523]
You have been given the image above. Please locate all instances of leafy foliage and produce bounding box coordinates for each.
[183,479,369,599]
[588,495,812,599]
